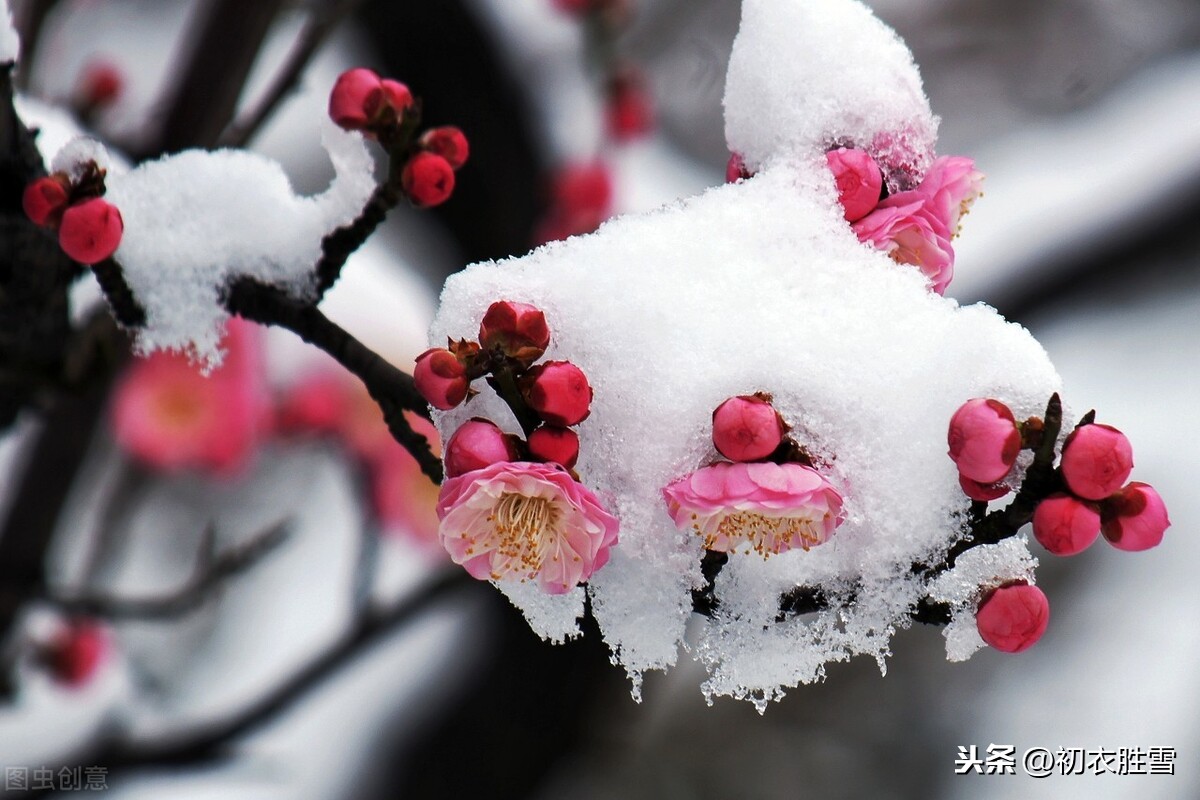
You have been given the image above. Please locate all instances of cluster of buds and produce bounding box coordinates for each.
[723,146,983,295]
[328,68,469,208]
[416,302,617,594]
[23,161,123,264]
[948,396,1169,653]
[663,394,844,557]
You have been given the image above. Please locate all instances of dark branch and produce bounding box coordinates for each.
[224,277,442,482]
[49,520,291,620]
[150,0,287,155]
[91,258,146,327]
[314,183,397,297]
[218,0,366,149]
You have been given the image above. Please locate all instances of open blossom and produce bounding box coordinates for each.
[662,461,843,556]
[851,155,983,295]
[111,319,267,474]
[437,461,619,594]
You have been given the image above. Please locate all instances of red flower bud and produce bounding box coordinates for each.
[78,60,124,108]
[402,152,456,208]
[947,398,1021,484]
[22,176,70,227]
[414,348,469,410]
[528,425,580,469]
[445,419,517,477]
[419,126,470,170]
[826,147,884,222]
[606,68,654,142]
[725,152,753,184]
[47,621,107,688]
[1060,423,1133,501]
[525,361,592,426]
[478,300,550,364]
[975,582,1049,654]
[58,198,123,264]
[711,395,784,462]
[1032,493,1100,556]
[1100,482,1170,552]
[367,79,414,122]
[533,162,614,244]
[329,68,382,131]
[958,474,1010,502]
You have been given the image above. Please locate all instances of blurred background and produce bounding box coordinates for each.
[0,0,1198,797]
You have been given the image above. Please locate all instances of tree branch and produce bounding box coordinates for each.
[217,0,366,149]
[48,520,291,620]
[224,277,442,482]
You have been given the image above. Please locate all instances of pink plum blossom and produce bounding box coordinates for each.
[825,147,883,222]
[917,156,984,236]
[947,398,1022,484]
[1060,423,1133,500]
[711,394,785,462]
[1101,482,1170,552]
[975,582,1049,653]
[662,461,843,556]
[437,461,619,593]
[1032,493,1100,556]
[111,319,267,474]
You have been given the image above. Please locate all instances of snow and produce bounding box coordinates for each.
[0,0,18,65]
[723,0,939,187]
[50,135,112,179]
[100,121,376,366]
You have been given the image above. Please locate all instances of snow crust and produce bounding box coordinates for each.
[430,0,1060,704]
[100,121,375,365]
[724,0,938,188]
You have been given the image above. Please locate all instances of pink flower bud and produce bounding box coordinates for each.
[58,198,123,264]
[826,147,883,222]
[725,152,753,183]
[402,152,456,208]
[959,474,1010,502]
[367,79,415,122]
[1060,423,1133,501]
[528,425,580,469]
[975,582,1049,654]
[47,621,107,688]
[525,360,592,426]
[1101,482,1170,552]
[1032,493,1100,556]
[445,419,518,477]
[414,348,469,410]
[419,126,470,170]
[478,300,550,364]
[947,398,1021,484]
[329,67,382,130]
[711,395,784,462]
[78,60,123,108]
[22,176,70,227]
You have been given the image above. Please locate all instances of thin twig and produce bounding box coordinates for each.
[224,277,442,482]
[218,0,366,149]
[49,520,291,620]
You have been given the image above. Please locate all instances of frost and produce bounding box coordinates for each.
[429,0,1060,704]
[724,0,938,188]
[929,537,1039,662]
[51,137,112,180]
[101,120,375,366]
[0,0,18,65]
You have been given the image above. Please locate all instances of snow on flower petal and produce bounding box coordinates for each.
[437,461,619,594]
[662,462,843,556]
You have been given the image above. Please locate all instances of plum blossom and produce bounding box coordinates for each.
[662,461,843,556]
[437,461,619,594]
